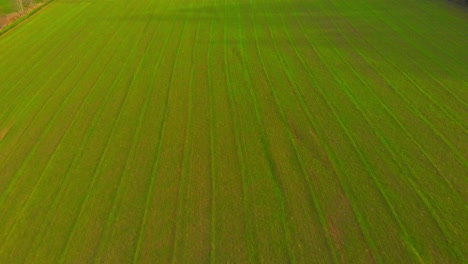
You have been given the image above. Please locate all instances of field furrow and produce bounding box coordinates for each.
[0,0,466,262]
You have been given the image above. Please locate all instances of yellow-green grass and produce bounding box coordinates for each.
[0,0,466,262]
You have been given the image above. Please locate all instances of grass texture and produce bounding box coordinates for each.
[0,0,466,262]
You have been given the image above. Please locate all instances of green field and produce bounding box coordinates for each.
[0,0,467,262]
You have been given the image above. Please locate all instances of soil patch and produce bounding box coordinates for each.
[0,127,10,141]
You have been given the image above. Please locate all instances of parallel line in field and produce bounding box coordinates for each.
[155,11,191,263]
[184,3,204,262]
[0,15,111,150]
[0,74,85,256]
[358,4,468,105]
[54,81,119,262]
[328,0,468,164]
[309,13,427,263]
[57,11,148,261]
[0,0,465,261]
[379,62,468,155]
[0,14,94,130]
[169,11,193,263]
[236,9,294,262]
[0,16,120,255]
[395,67,468,129]
[0,3,86,71]
[174,0,206,260]
[0,3,97,108]
[0,18,107,209]
[0,0,84,48]
[133,0,185,263]
[379,3,468,69]
[270,9,382,263]
[342,6,466,258]
[369,2,466,65]
[171,78,192,263]
[0,3,60,48]
[315,13,432,261]
[338,5,463,186]
[209,15,217,263]
[132,2,181,262]
[0,0,141,202]
[362,1,467,85]
[252,14,340,263]
[326,7,465,256]
[272,1,362,261]
[292,9,381,263]
[410,8,468,54]
[352,37,468,254]
[266,0,345,261]
[93,1,163,261]
[56,77,128,261]
[368,29,468,126]
[398,3,468,63]
[284,5,382,263]
[0,0,135,95]
[352,2,467,130]
[334,11,460,221]
[342,3,467,255]
[330,0,464,191]
[326,2,467,195]
[301,61,386,261]
[21,12,134,260]
[221,10,257,263]
[412,71,468,120]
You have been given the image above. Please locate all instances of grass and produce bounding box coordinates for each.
[0,0,466,262]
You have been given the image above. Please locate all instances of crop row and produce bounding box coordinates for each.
[0,0,465,262]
